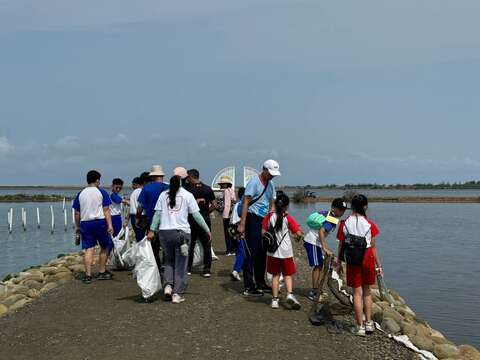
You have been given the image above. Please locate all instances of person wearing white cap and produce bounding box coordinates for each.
[238,159,280,297]
[137,165,169,268]
[218,175,236,256]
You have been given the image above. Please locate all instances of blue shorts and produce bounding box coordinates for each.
[112,215,122,237]
[80,219,112,250]
[304,242,324,267]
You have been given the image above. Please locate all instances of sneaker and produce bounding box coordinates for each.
[97,271,113,281]
[172,294,185,304]
[258,285,272,294]
[82,274,93,284]
[187,272,192,276]
[271,298,280,309]
[352,325,366,337]
[286,293,301,310]
[164,285,173,300]
[230,271,241,281]
[365,321,375,335]
[307,289,317,301]
[202,272,211,278]
[243,289,264,297]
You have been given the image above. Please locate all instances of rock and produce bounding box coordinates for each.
[9,298,30,311]
[26,288,40,299]
[397,305,416,318]
[39,267,58,276]
[383,308,404,323]
[68,264,85,273]
[0,303,8,316]
[376,301,391,310]
[389,289,406,304]
[381,318,401,334]
[459,345,480,360]
[40,282,58,293]
[373,311,384,324]
[2,294,27,307]
[432,336,450,345]
[434,344,460,359]
[2,273,17,282]
[21,280,44,291]
[19,275,44,284]
[0,283,7,297]
[411,335,435,352]
[6,284,30,296]
[25,269,44,277]
[414,323,432,338]
[45,272,73,284]
[51,267,70,275]
[400,321,417,337]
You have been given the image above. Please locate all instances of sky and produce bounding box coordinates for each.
[0,0,479,186]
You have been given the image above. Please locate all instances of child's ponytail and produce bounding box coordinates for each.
[274,193,290,231]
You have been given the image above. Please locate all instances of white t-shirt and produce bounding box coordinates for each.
[266,213,294,259]
[129,188,142,215]
[304,229,322,247]
[230,203,241,225]
[72,187,111,222]
[154,187,200,233]
[341,215,375,248]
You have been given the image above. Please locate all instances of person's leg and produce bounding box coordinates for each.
[112,215,122,237]
[362,285,372,322]
[233,239,245,273]
[253,215,268,289]
[159,231,175,287]
[312,266,322,289]
[284,275,294,294]
[199,223,212,274]
[353,286,364,326]
[223,218,230,254]
[98,247,109,273]
[151,233,162,270]
[242,214,257,290]
[272,274,281,298]
[84,248,94,276]
[174,232,190,295]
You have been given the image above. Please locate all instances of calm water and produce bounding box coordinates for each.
[0,188,479,348]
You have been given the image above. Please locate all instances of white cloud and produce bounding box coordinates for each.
[0,136,14,154]
[55,135,80,149]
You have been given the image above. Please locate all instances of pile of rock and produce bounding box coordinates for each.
[370,288,480,360]
[0,251,92,318]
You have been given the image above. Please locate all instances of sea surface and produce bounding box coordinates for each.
[0,188,479,348]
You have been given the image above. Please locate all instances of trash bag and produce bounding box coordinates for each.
[211,247,219,261]
[133,238,162,299]
[108,228,129,269]
[193,241,204,268]
[265,272,284,288]
[122,240,138,268]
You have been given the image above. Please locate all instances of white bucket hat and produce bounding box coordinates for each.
[149,164,165,177]
[218,176,233,185]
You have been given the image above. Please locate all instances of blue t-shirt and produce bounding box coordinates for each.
[138,182,169,222]
[244,175,275,218]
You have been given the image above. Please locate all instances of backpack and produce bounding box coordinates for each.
[306,211,340,230]
[262,215,288,254]
[340,223,369,267]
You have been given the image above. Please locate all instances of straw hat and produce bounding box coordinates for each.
[218,176,233,185]
[173,166,188,179]
[149,165,165,177]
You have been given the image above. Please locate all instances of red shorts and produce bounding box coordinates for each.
[346,247,376,288]
[267,256,296,276]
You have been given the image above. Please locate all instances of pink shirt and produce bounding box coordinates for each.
[223,188,236,218]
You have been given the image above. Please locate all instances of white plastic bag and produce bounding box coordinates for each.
[108,227,131,269]
[211,247,219,261]
[265,272,284,288]
[193,241,204,268]
[122,241,138,268]
[133,238,162,299]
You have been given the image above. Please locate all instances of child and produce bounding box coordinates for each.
[230,187,245,281]
[110,178,128,237]
[262,193,303,310]
[336,194,382,336]
[304,198,348,301]
[129,176,145,241]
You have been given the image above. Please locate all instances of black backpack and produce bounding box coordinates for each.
[262,216,288,254]
[340,223,370,267]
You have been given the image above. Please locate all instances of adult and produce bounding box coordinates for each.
[218,176,236,256]
[129,176,145,241]
[185,169,217,278]
[238,160,280,296]
[147,175,211,304]
[73,170,114,284]
[137,165,169,267]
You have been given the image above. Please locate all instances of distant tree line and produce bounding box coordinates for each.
[287,181,480,190]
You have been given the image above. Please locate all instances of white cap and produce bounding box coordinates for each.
[173,166,188,179]
[263,159,281,177]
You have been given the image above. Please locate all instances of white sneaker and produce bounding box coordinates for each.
[352,325,366,337]
[365,321,375,334]
[286,293,301,310]
[271,298,280,309]
[164,285,173,300]
[230,271,241,281]
[172,294,185,304]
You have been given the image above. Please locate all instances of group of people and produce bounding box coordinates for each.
[73,159,383,336]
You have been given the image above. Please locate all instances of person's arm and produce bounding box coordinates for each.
[192,211,211,239]
[319,228,332,257]
[238,196,251,235]
[371,237,383,276]
[103,207,113,234]
[147,210,161,241]
[74,211,81,232]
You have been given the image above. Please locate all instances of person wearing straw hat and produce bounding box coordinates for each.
[218,175,236,256]
[137,165,169,268]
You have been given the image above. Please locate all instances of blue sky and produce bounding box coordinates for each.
[0,0,479,185]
